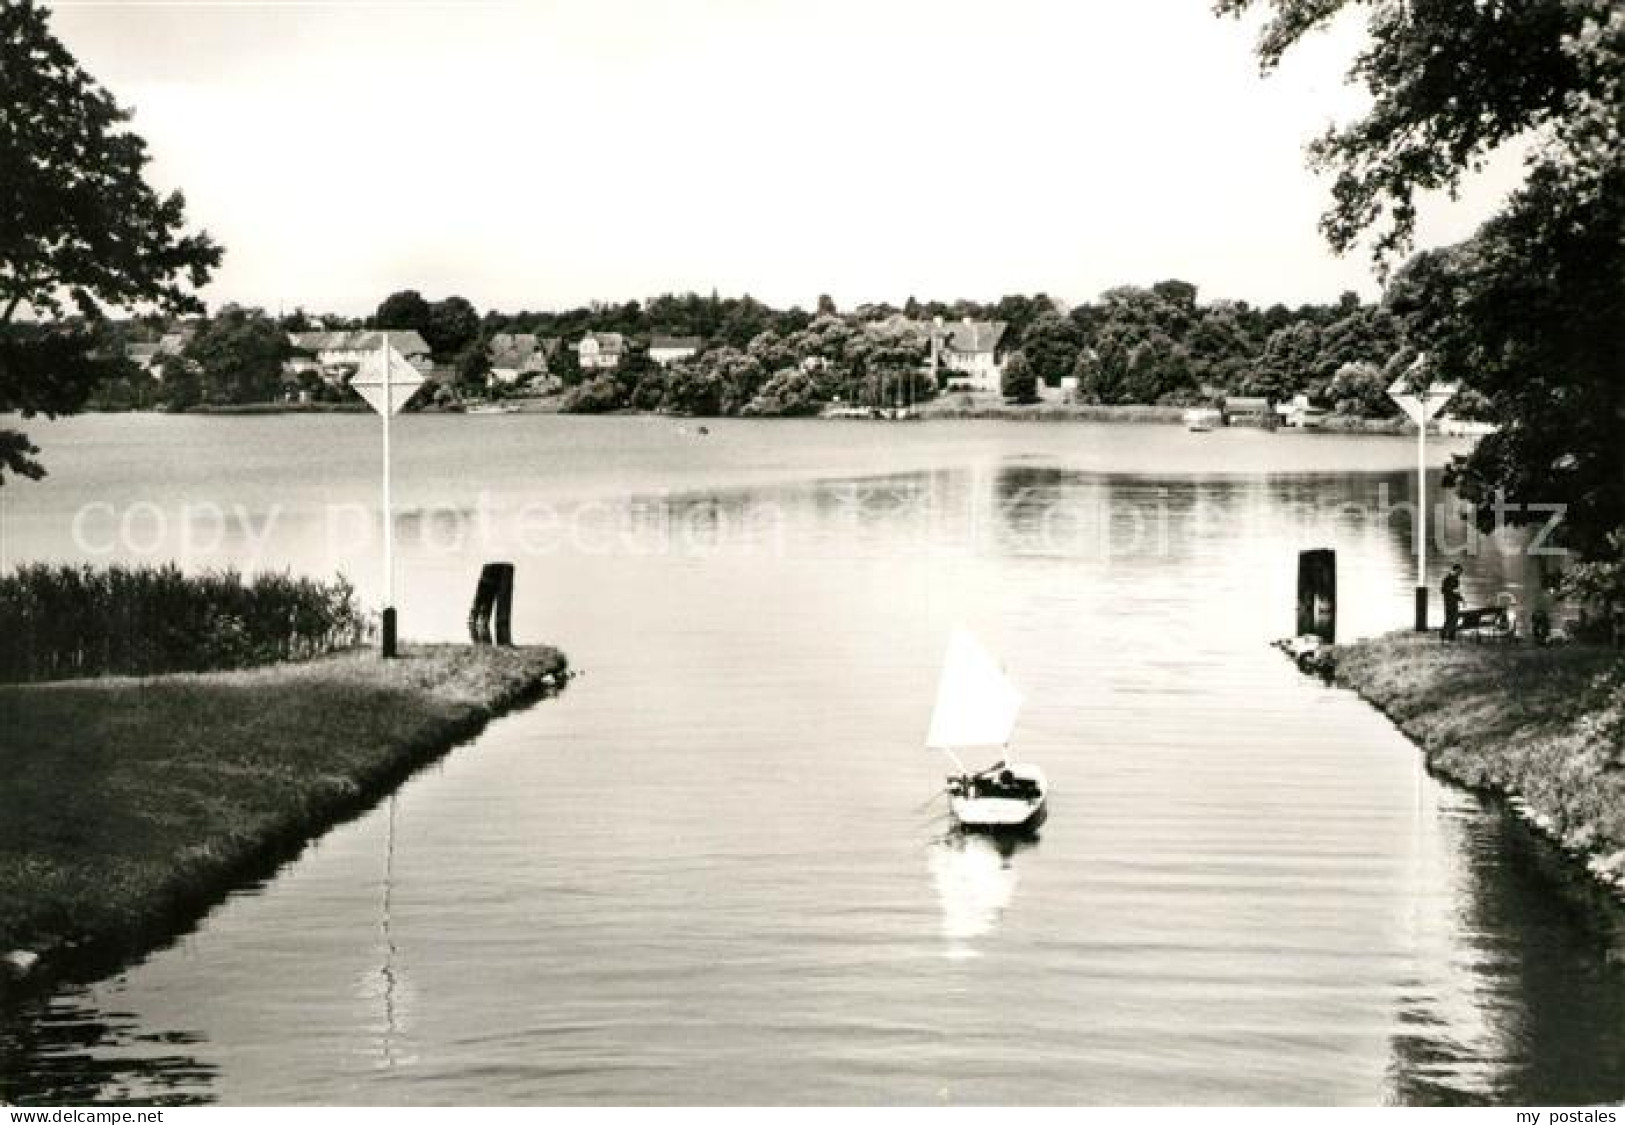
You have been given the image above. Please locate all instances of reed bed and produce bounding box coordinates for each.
[0,564,366,683]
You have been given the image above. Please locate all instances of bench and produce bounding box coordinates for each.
[1458,605,1516,642]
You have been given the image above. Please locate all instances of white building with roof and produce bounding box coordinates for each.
[932,318,1008,392]
[487,333,558,384]
[288,330,433,376]
[649,335,702,367]
[575,331,625,370]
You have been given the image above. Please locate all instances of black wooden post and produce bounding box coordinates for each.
[1297,548,1336,644]
[468,562,515,645]
[468,565,498,644]
[493,563,515,646]
[381,607,398,658]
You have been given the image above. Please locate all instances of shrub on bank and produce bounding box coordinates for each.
[0,563,367,683]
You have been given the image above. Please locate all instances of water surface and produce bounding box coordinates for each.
[1,415,1619,1105]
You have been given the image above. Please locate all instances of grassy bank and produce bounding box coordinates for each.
[1334,633,1625,895]
[0,644,567,982]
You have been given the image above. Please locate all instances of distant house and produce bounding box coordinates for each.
[575,331,625,371]
[125,331,193,379]
[1223,396,1275,425]
[649,335,702,367]
[1278,393,1329,429]
[487,333,558,385]
[932,318,1008,392]
[288,330,433,380]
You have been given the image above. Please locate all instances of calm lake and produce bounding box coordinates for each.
[2,414,1622,1105]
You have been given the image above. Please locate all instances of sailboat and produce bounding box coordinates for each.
[926,628,1047,832]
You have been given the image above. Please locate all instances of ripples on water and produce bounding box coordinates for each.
[1,416,1621,1105]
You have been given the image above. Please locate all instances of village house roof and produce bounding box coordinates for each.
[650,335,702,351]
[577,331,625,354]
[488,333,557,374]
[126,334,189,363]
[938,320,1007,355]
[487,333,561,360]
[1224,396,1273,413]
[289,329,431,356]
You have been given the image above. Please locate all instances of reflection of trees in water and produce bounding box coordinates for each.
[988,463,1544,619]
[1385,802,1625,1105]
[0,993,216,1106]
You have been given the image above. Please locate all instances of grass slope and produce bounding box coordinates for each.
[0,645,566,971]
[1335,632,1625,894]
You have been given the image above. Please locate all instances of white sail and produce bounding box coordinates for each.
[925,628,1022,751]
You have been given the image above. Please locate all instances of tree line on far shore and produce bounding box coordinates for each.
[79,278,1478,425]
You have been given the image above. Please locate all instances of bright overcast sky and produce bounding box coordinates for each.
[49,0,1525,316]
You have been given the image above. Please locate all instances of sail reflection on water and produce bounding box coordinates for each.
[927,832,1035,960]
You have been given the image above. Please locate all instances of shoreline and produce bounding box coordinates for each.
[0,644,569,993]
[1331,632,1625,901]
[125,399,1421,434]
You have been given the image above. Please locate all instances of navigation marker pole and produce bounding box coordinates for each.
[381,333,395,657]
[351,333,426,659]
[1388,356,1457,633]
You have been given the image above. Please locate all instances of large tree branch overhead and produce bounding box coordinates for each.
[0,0,222,484]
[1216,0,1605,263]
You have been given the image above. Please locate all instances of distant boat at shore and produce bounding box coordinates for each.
[466,402,520,415]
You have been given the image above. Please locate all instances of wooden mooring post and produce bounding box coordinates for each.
[1297,548,1336,644]
[469,562,515,646]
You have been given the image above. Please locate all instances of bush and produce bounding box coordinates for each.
[0,563,367,683]
[558,374,627,413]
[1001,351,1038,403]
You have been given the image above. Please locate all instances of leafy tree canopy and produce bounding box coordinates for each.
[425,295,480,358]
[1222,0,1624,566]
[1216,0,1616,263]
[1001,351,1038,404]
[183,306,288,405]
[0,0,220,482]
[373,289,431,335]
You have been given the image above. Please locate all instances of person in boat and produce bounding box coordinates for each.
[966,765,1023,799]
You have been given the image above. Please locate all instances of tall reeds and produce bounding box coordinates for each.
[0,564,367,682]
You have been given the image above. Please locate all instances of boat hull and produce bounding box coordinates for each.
[947,762,1047,833]
[950,794,1047,833]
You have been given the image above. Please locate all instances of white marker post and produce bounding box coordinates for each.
[1388,356,1458,632]
[351,334,426,657]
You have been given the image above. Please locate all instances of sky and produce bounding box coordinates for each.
[48,0,1528,316]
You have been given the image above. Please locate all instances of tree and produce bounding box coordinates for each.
[184,308,289,404]
[374,289,432,335]
[1001,351,1038,404]
[1392,160,1625,561]
[559,374,626,414]
[1220,0,1623,564]
[1216,0,1612,262]
[1324,361,1396,418]
[425,295,480,359]
[0,0,221,483]
[154,354,203,412]
[1248,322,1320,400]
[1021,312,1083,387]
[1186,304,1257,390]
[744,368,824,417]
[455,335,492,394]
[1311,304,1400,397]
